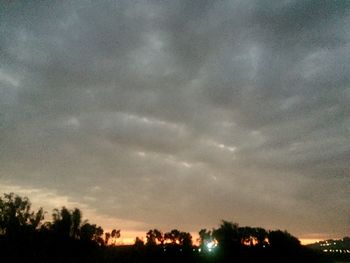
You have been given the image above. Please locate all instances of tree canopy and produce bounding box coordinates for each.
[0,193,330,263]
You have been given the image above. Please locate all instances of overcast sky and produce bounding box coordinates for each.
[0,0,349,243]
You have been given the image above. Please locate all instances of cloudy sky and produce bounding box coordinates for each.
[0,0,349,243]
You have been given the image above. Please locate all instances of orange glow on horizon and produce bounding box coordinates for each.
[107,230,330,246]
[117,237,323,246]
[300,238,321,245]
[104,230,201,245]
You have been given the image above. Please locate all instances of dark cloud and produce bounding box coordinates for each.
[0,0,349,240]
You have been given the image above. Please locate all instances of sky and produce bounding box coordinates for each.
[0,0,349,244]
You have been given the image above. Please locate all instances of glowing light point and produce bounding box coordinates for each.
[207,241,215,249]
[205,240,218,252]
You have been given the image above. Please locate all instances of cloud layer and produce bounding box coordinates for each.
[1,0,349,239]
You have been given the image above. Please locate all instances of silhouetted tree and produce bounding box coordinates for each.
[198,228,216,253]
[0,193,44,237]
[164,229,181,244]
[239,226,257,246]
[71,208,82,238]
[111,229,121,244]
[179,231,192,247]
[51,207,72,237]
[153,229,163,245]
[80,222,104,245]
[268,230,301,251]
[0,194,328,263]
[146,229,156,246]
[104,228,121,246]
[212,220,240,249]
[267,230,304,262]
[255,227,268,247]
[105,232,111,245]
[146,229,163,246]
[198,228,212,246]
[134,236,145,247]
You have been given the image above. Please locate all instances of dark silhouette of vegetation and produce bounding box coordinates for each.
[146,228,163,246]
[0,193,336,262]
[105,228,121,245]
[0,193,44,237]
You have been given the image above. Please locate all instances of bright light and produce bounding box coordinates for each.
[205,240,218,252]
[207,241,215,249]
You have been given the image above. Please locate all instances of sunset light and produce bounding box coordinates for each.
[0,0,349,262]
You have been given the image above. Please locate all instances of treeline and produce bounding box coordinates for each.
[0,193,117,244]
[0,193,329,262]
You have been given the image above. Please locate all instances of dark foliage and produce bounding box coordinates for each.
[0,193,333,263]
